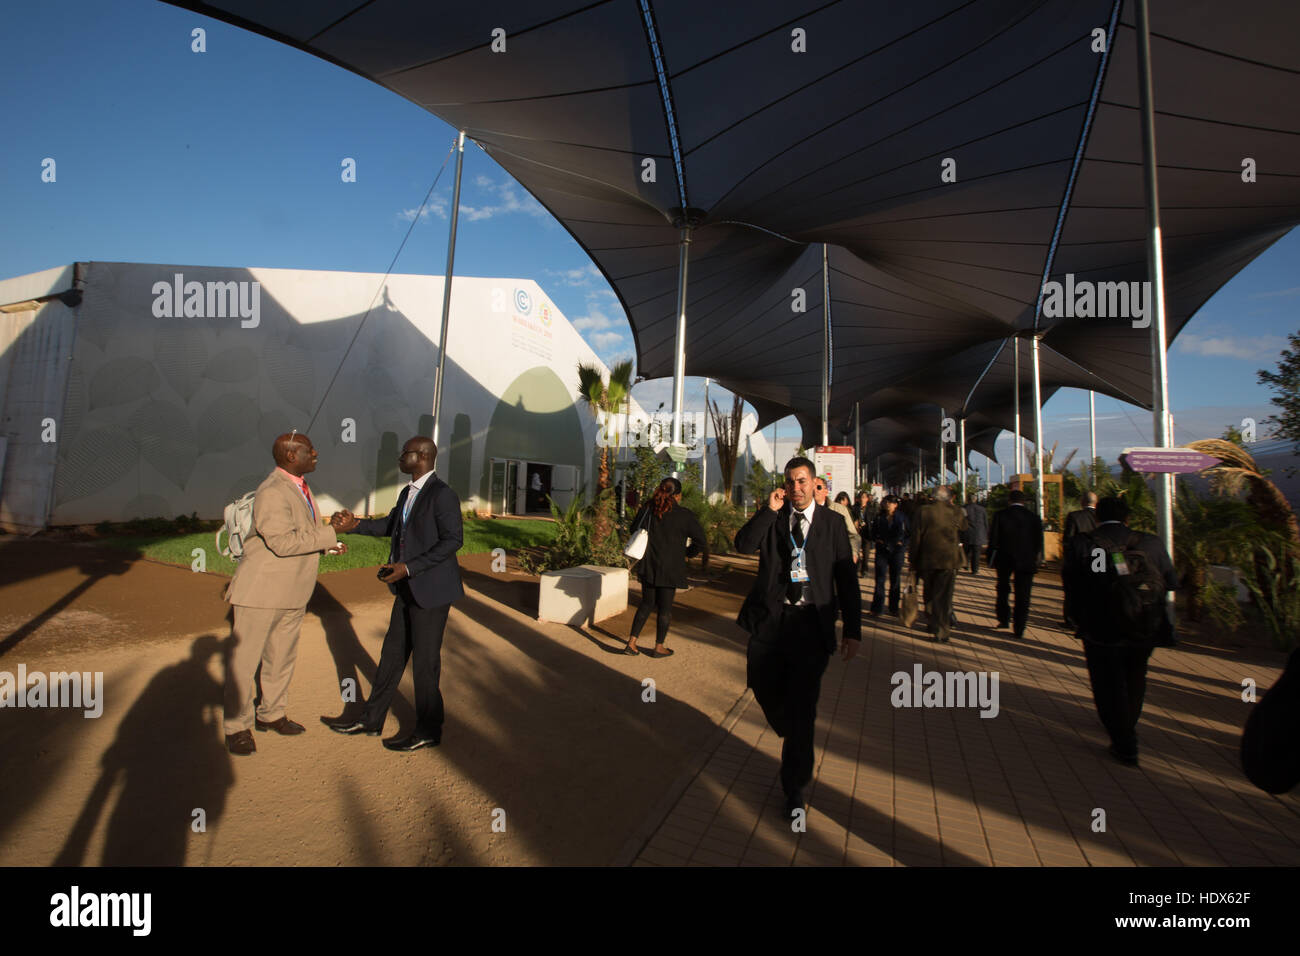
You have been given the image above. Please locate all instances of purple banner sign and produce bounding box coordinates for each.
[1120,447,1221,474]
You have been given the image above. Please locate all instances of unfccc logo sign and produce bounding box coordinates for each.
[514,288,531,315]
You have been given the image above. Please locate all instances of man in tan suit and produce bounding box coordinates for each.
[223,432,340,755]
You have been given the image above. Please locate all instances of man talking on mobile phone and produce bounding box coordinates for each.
[734,456,862,819]
[324,436,464,751]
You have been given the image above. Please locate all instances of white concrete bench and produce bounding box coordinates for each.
[538,565,628,626]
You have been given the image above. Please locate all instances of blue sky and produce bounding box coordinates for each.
[2,0,1295,483]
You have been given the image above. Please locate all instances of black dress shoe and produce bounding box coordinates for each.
[383,733,440,752]
[225,730,256,755]
[323,717,382,736]
[783,789,806,819]
[1108,744,1139,767]
[255,716,305,735]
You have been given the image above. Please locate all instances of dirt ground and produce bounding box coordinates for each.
[0,537,756,866]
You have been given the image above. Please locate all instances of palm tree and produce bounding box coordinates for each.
[576,360,634,543]
[577,360,634,492]
[1185,438,1300,549]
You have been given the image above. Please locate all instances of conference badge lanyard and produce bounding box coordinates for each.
[790,515,810,599]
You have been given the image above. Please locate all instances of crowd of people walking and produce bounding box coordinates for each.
[724,457,1184,810]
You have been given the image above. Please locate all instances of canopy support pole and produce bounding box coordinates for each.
[1136,0,1175,560]
[1089,390,1097,484]
[1008,340,1019,481]
[821,243,830,448]
[701,376,709,498]
[854,401,861,487]
[959,416,967,500]
[669,224,693,471]
[939,408,947,481]
[431,129,466,452]
[1032,333,1045,522]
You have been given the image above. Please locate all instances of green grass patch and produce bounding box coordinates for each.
[96,519,557,576]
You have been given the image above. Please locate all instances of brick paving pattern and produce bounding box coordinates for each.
[633,568,1300,866]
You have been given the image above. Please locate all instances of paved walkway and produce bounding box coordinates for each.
[631,566,1300,866]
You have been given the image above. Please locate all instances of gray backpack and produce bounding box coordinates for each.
[216,492,257,560]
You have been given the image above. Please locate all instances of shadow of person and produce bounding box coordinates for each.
[53,634,233,866]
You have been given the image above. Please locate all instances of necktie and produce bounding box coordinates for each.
[787,511,805,604]
[392,487,409,562]
[300,479,315,520]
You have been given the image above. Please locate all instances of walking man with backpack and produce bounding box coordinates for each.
[1064,496,1177,767]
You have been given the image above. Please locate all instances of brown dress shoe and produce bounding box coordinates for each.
[255,716,306,735]
[226,730,256,755]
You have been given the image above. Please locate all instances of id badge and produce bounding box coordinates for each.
[1111,552,1130,576]
[790,550,809,583]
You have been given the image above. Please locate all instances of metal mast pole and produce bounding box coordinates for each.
[1032,333,1045,522]
[959,416,967,500]
[1136,0,1175,559]
[432,130,466,452]
[939,408,947,482]
[701,377,709,499]
[1013,336,1022,476]
[669,224,693,475]
[855,400,861,487]
[821,244,830,447]
[1089,389,1097,485]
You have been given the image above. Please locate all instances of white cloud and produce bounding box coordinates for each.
[1175,333,1286,361]
[458,177,547,222]
[397,194,448,222]
[545,263,603,288]
[572,307,618,332]
[590,331,625,349]
[395,176,546,224]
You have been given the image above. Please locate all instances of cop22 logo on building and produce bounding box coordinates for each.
[514,288,531,315]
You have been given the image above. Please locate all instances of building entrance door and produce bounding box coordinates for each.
[489,459,520,515]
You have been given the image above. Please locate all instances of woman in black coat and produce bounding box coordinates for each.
[624,477,709,658]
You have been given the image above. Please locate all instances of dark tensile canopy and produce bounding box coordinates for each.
[165,0,1300,463]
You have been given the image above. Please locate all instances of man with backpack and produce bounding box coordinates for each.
[1064,496,1178,767]
[222,432,340,756]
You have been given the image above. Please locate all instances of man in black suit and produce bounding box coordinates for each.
[324,436,465,751]
[734,456,861,818]
[987,489,1043,639]
[1061,492,1099,626]
[1063,496,1176,767]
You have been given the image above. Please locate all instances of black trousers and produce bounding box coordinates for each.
[630,585,676,643]
[964,542,982,574]
[872,548,904,614]
[746,605,830,797]
[995,564,1035,635]
[362,584,450,739]
[923,569,957,639]
[1083,641,1153,758]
